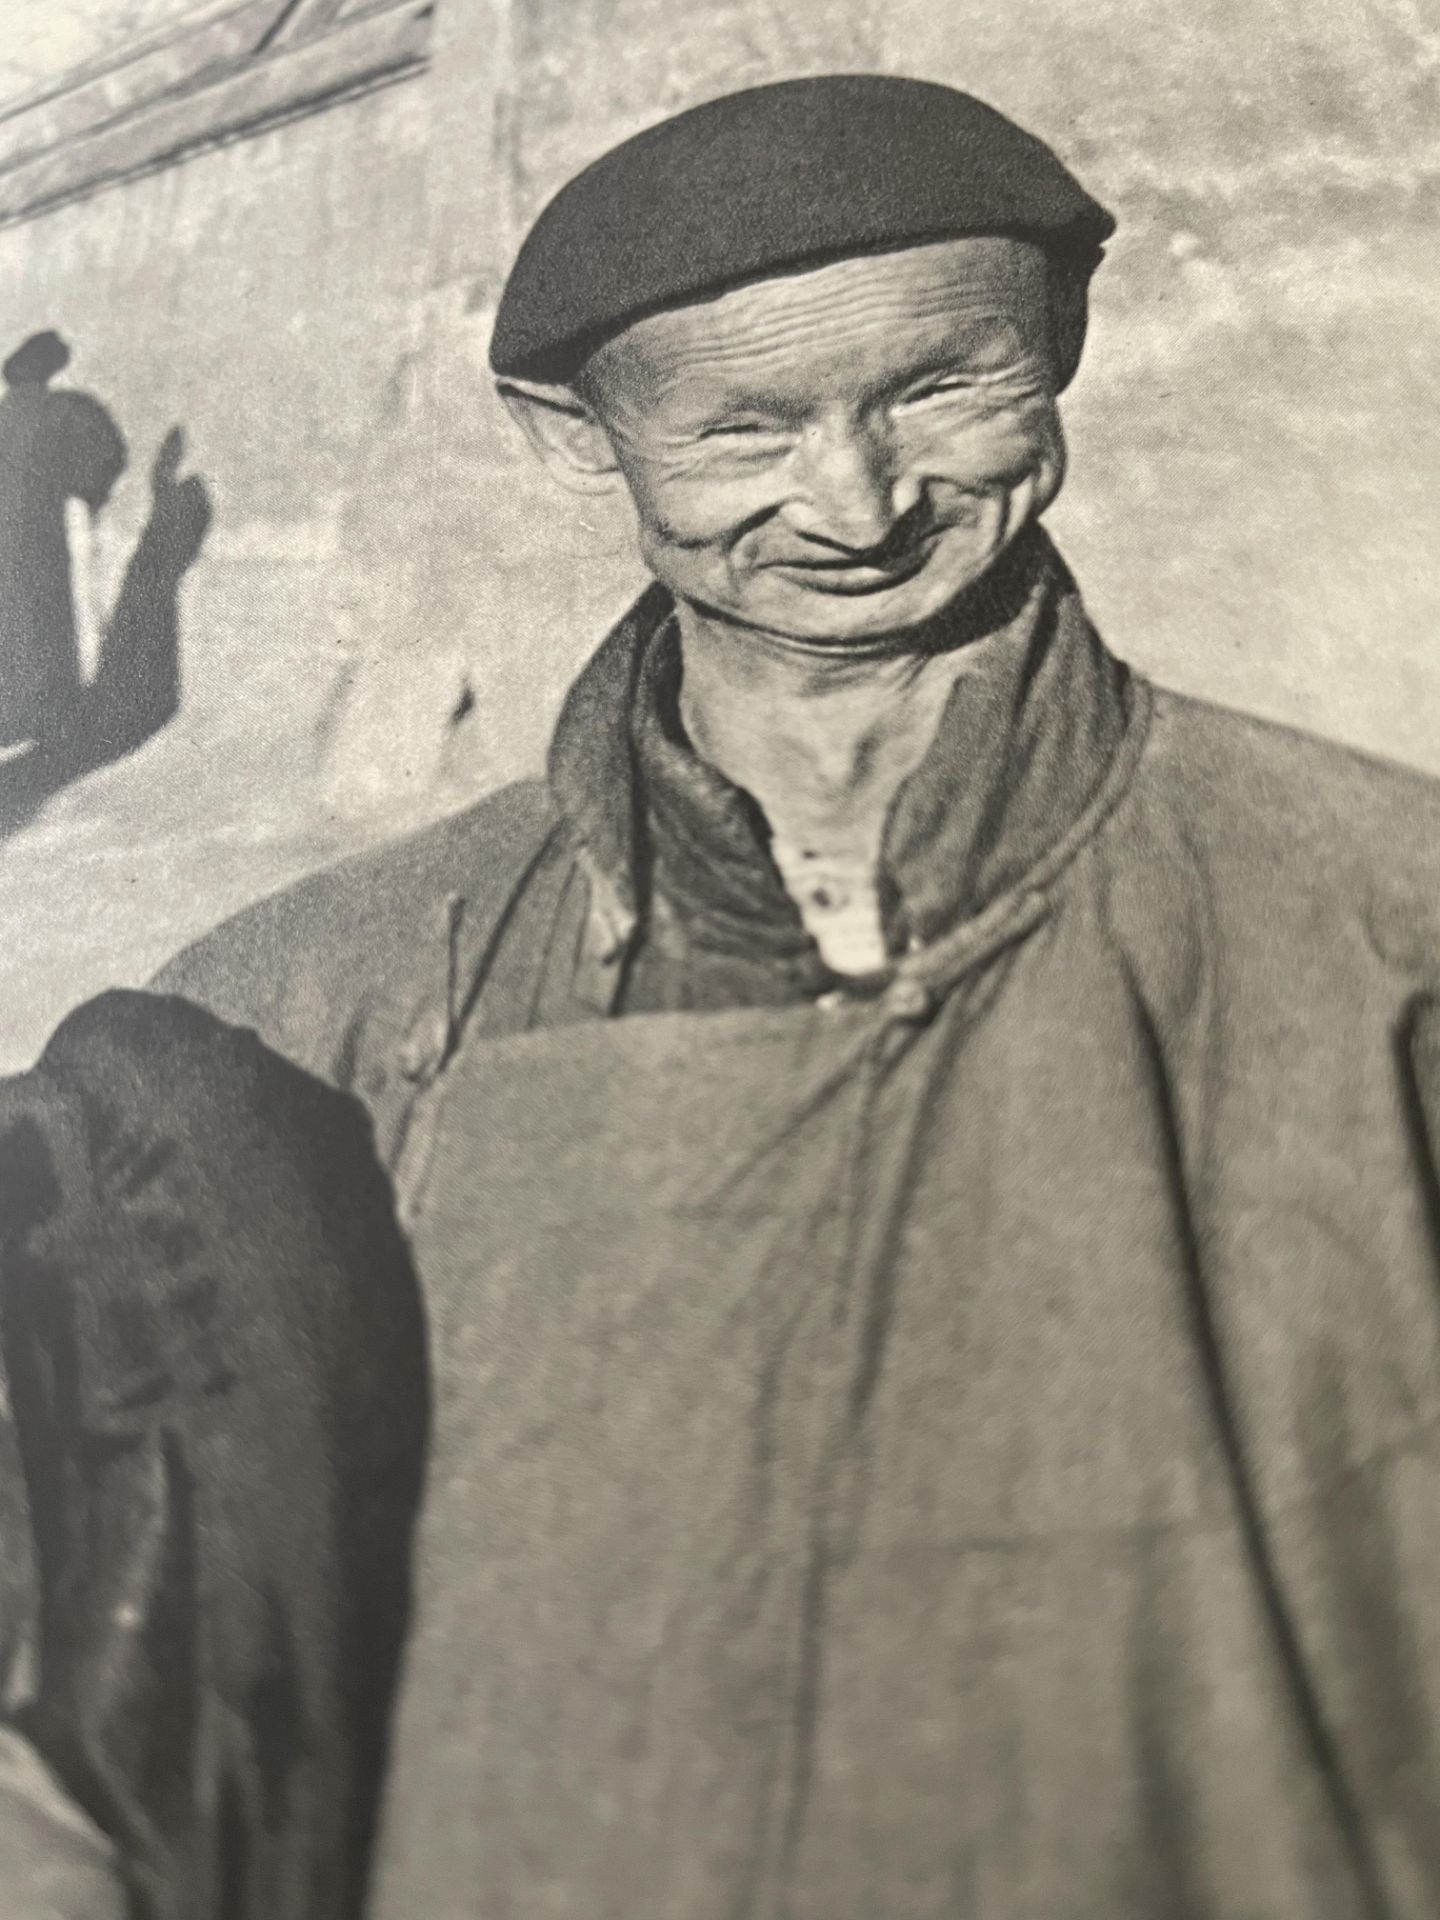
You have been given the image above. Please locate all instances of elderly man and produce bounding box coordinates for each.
[5,72,1440,1920]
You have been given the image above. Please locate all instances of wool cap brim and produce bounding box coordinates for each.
[490,75,1115,384]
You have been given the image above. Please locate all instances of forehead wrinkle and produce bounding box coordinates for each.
[603,274,1047,414]
[581,237,1052,400]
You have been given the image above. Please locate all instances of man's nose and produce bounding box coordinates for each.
[790,417,920,551]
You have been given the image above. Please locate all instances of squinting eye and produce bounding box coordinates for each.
[697,419,782,441]
[907,378,975,403]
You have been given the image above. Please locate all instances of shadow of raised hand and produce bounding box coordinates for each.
[84,425,213,769]
[143,426,213,577]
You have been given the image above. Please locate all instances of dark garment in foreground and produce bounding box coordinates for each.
[0,993,427,1920]
[26,536,1440,1917]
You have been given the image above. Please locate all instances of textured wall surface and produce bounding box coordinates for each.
[1,0,1437,1064]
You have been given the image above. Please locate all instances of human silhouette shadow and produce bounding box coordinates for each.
[0,333,210,842]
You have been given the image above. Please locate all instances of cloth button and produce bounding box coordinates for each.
[885,977,933,1023]
[807,884,849,913]
[398,1009,450,1082]
[1363,887,1436,975]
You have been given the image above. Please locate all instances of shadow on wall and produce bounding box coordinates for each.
[0,330,212,842]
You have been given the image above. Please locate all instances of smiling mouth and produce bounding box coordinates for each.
[769,531,942,593]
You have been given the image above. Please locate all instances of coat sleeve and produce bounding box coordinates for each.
[0,988,429,1920]
[0,1075,128,1920]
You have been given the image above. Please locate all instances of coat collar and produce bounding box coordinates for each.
[546,528,1144,996]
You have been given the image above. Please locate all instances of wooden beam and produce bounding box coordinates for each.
[0,3,290,170]
[0,0,434,231]
[257,0,353,53]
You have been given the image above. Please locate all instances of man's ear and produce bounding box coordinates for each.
[496,376,622,495]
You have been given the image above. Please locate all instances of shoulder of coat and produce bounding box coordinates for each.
[148,778,561,1070]
[1128,688,1440,968]
[1139,688,1440,862]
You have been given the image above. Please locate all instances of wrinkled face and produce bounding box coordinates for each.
[579,236,1065,647]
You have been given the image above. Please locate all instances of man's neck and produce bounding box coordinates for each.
[674,600,978,862]
[672,599,989,972]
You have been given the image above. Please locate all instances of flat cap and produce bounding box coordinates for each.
[490,75,1115,381]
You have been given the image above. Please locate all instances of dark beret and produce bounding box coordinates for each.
[490,75,1115,384]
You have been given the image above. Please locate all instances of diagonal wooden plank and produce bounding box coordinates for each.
[0,0,435,229]
[256,0,353,52]
[0,0,293,172]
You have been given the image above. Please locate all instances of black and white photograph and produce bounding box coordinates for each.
[0,3,1438,1915]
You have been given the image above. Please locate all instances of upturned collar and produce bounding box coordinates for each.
[546,528,1142,1000]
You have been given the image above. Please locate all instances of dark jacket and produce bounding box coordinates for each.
[0,992,427,1920]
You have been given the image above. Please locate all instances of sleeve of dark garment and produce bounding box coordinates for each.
[0,1238,123,1916]
[0,990,430,1920]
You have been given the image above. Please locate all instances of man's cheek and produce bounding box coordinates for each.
[633,475,778,554]
[922,406,1060,493]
